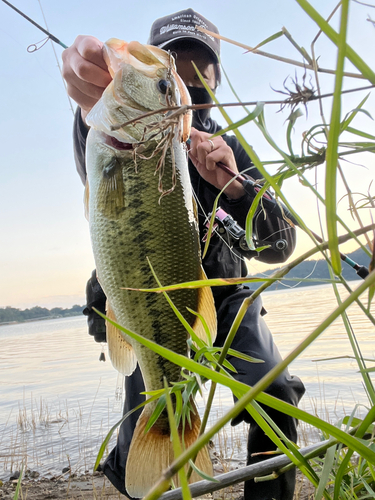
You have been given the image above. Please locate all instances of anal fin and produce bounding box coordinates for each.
[106,302,137,376]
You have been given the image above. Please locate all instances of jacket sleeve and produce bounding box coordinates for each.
[73,108,89,185]
[218,135,296,264]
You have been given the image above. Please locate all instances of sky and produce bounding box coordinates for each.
[0,0,374,309]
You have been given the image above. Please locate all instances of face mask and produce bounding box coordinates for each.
[186,86,214,131]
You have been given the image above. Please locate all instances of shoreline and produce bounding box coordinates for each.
[0,468,314,500]
[0,313,83,327]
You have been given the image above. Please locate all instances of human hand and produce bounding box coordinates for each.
[62,35,112,123]
[188,128,245,199]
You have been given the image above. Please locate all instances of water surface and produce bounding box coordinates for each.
[1,282,374,479]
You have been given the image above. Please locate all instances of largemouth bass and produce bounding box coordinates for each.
[85,39,216,497]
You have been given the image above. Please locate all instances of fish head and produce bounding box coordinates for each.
[86,39,191,146]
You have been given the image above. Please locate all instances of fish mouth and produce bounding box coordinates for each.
[104,134,134,151]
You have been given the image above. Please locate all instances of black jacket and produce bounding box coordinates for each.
[73,109,296,287]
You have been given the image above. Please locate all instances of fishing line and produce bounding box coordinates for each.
[190,183,245,263]
[214,160,371,279]
[185,145,247,262]
[1,0,68,48]
[37,0,75,115]
[2,0,75,115]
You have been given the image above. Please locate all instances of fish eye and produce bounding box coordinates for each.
[157,79,170,95]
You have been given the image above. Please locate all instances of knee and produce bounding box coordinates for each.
[231,373,305,427]
[266,373,305,407]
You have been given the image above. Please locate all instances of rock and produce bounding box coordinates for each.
[29,471,39,479]
[9,472,20,481]
[62,467,70,474]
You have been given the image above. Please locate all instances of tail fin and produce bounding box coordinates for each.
[125,403,212,497]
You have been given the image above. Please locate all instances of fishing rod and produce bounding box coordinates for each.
[213,159,370,279]
[1,0,68,49]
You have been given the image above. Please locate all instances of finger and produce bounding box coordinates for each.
[65,82,101,111]
[69,50,111,88]
[195,140,214,165]
[63,72,106,110]
[206,148,238,174]
[188,128,202,156]
[75,35,108,71]
[188,128,212,154]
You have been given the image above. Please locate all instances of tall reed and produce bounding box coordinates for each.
[97,2,375,498]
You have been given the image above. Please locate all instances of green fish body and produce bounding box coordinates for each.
[85,39,216,496]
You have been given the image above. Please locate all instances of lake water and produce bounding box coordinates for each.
[1,281,374,480]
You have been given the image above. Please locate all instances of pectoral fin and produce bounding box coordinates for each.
[192,267,217,344]
[97,158,126,219]
[106,302,137,376]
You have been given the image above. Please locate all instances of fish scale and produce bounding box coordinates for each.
[88,139,202,397]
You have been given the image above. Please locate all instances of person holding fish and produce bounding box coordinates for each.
[63,8,305,500]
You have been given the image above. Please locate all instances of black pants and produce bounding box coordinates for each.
[102,287,305,500]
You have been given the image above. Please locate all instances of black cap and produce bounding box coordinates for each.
[148,8,220,62]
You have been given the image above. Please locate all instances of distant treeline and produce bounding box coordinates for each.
[0,304,84,324]
[250,247,370,291]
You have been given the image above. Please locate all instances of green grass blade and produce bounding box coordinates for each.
[96,272,375,467]
[174,389,183,429]
[186,307,212,347]
[146,258,205,350]
[346,126,375,140]
[341,101,372,133]
[164,380,191,500]
[244,399,321,488]
[252,30,284,50]
[369,244,375,307]
[245,182,270,249]
[334,405,375,499]
[94,396,156,471]
[295,0,375,84]
[286,109,304,156]
[144,394,166,433]
[188,459,219,482]
[209,102,265,138]
[226,348,264,363]
[12,466,23,500]
[314,443,336,500]
[324,0,350,276]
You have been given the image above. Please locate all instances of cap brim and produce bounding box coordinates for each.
[158,36,219,62]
